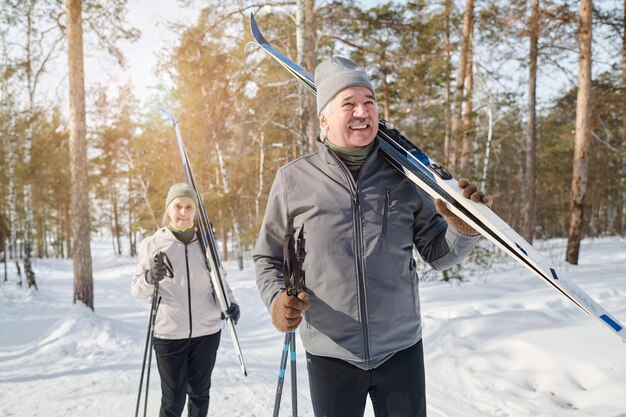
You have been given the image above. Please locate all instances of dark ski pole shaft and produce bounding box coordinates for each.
[161,109,248,376]
[290,332,297,414]
[273,331,292,417]
[135,252,163,417]
[273,223,305,416]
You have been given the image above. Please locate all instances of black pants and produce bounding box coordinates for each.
[306,340,427,417]
[153,332,221,417]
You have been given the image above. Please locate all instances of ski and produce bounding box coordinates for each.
[162,109,249,375]
[248,14,626,343]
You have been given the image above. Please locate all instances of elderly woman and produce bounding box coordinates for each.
[131,182,239,417]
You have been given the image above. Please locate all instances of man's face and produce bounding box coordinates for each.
[167,196,196,230]
[319,86,379,148]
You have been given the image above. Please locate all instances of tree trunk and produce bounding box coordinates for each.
[443,0,453,164]
[67,0,94,309]
[3,246,6,283]
[296,0,318,155]
[23,124,37,289]
[480,101,494,191]
[218,209,228,261]
[128,175,137,256]
[111,185,122,255]
[296,0,307,156]
[460,21,474,174]
[523,0,540,244]
[566,0,592,265]
[255,131,266,220]
[295,0,309,156]
[305,0,318,152]
[621,0,626,236]
[381,64,391,121]
[23,5,38,289]
[450,0,474,172]
[215,141,243,270]
[7,130,21,286]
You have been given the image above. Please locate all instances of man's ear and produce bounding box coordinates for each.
[319,113,328,132]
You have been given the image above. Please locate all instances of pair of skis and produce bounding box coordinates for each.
[248,14,625,343]
[162,110,248,376]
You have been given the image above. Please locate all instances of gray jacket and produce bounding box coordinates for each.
[254,141,479,368]
[131,227,236,340]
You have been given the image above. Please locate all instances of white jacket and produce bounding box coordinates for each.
[131,227,236,340]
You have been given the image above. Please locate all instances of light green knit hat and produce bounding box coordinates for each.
[165,183,198,209]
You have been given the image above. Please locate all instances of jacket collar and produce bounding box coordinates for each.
[158,226,199,244]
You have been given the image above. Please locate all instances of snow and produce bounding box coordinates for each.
[1,237,625,417]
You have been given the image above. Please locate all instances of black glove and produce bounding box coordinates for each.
[146,261,166,285]
[221,303,241,325]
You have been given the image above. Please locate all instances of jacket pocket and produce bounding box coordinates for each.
[380,188,391,238]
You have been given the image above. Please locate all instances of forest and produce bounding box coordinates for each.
[1,0,624,307]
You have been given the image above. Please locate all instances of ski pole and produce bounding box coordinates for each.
[134,287,153,417]
[135,252,163,417]
[272,332,292,417]
[290,332,297,416]
[135,281,159,417]
[144,283,160,417]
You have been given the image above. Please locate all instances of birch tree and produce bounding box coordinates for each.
[3,0,65,288]
[566,0,592,264]
[296,0,318,155]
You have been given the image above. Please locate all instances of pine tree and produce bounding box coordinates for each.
[566,0,593,264]
[66,0,94,309]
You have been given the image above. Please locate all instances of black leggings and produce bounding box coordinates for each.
[306,340,427,417]
[153,332,221,417]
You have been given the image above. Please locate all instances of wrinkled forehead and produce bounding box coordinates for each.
[333,86,376,103]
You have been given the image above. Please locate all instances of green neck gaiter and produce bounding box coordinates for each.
[325,139,376,171]
[168,224,196,244]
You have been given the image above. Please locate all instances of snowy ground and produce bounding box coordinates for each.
[1,237,625,417]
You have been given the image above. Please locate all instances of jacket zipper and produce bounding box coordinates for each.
[328,151,372,365]
[184,244,193,338]
[352,194,371,363]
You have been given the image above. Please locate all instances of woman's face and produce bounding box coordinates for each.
[167,196,196,230]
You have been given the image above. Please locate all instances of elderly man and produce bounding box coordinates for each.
[254,56,491,417]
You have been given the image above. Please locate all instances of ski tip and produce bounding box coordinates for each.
[249,13,265,44]
[160,108,177,125]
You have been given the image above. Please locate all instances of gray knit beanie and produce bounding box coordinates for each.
[315,56,375,116]
[165,183,198,209]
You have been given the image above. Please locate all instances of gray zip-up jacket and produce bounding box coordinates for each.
[131,227,236,340]
[254,141,479,368]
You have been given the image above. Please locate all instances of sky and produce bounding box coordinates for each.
[83,0,193,105]
[0,236,625,416]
